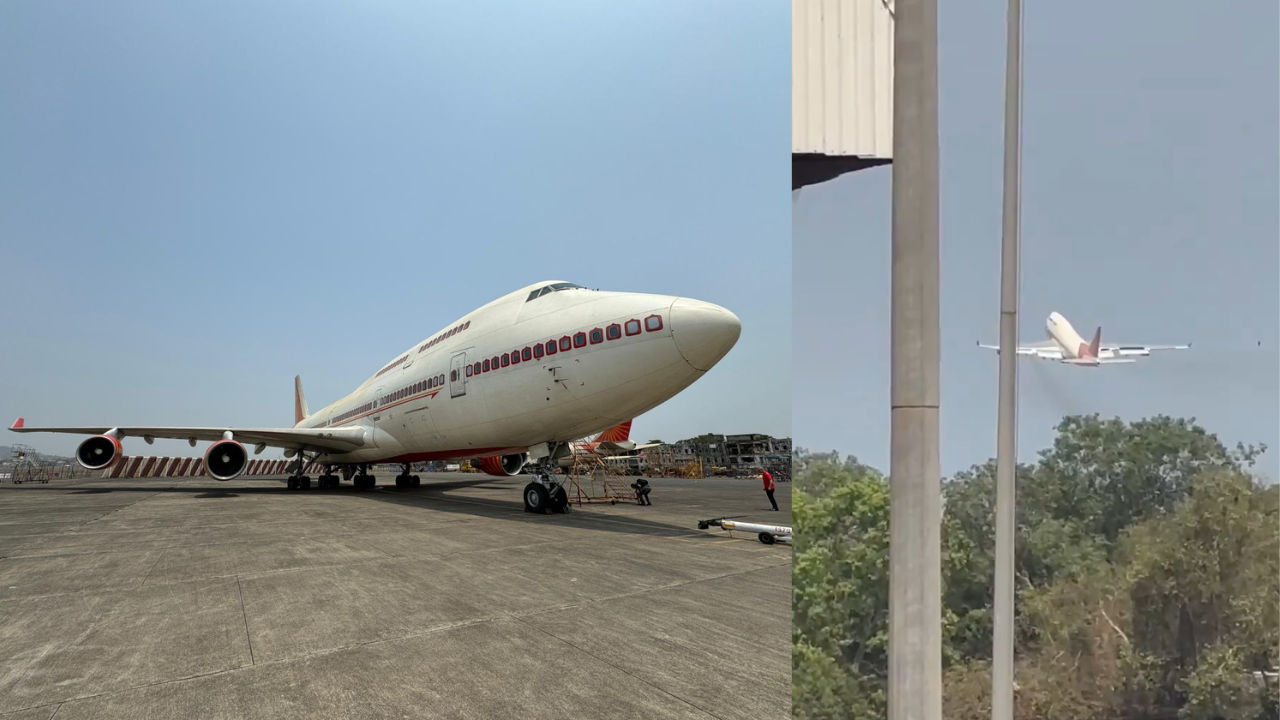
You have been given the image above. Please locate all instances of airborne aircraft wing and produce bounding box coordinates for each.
[976,340,1062,357]
[1098,343,1192,352]
[7,418,366,453]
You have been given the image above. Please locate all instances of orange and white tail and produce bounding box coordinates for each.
[1086,327,1102,358]
[294,375,309,425]
[593,420,632,444]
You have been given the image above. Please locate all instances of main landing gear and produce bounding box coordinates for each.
[395,464,421,489]
[352,465,377,491]
[523,445,569,515]
[316,465,341,490]
[287,454,311,491]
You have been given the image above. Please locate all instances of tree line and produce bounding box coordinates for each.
[793,414,1279,720]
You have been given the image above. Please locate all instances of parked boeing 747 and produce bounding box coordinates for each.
[977,311,1190,367]
[9,280,741,513]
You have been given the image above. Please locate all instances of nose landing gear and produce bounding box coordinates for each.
[523,444,569,514]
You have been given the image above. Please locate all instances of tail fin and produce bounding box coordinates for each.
[1088,327,1102,357]
[294,375,309,425]
[594,420,632,444]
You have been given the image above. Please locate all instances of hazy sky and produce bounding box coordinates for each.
[795,0,1279,479]
[0,2,791,459]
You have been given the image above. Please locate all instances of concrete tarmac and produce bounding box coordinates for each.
[0,473,791,719]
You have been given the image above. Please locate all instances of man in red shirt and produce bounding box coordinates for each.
[762,469,778,511]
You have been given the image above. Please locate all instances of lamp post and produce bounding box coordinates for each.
[992,0,1025,713]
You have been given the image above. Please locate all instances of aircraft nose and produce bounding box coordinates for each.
[669,298,741,371]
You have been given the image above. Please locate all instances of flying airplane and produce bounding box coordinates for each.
[977,311,1190,367]
[9,280,741,513]
[552,420,662,470]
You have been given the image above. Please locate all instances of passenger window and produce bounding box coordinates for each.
[545,340,556,355]
[533,344,543,359]
[501,354,510,367]
[511,351,521,365]
[560,336,571,351]
[483,359,491,372]
[589,329,603,344]
[574,332,586,348]
[522,347,532,361]
[625,319,641,336]
[645,314,663,332]
[607,324,621,340]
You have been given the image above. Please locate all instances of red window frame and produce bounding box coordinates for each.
[625,319,641,336]
[545,340,557,355]
[473,362,482,375]
[645,314,664,332]
[560,336,571,352]
[511,351,521,365]
[465,366,473,377]
[589,328,603,345]
[574,332,587,348]
[533,344,544,359]
[606,323,621,340]
[483,359,491,372]
[501,354,510,367]
[521,347,532,361]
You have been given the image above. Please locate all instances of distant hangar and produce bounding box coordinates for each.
[792,0,895,190]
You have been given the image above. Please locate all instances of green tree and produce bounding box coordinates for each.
[792,450,890,720]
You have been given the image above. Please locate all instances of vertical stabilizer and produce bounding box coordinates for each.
[1088,327,1102,357]
[294,375,309,425]
[594,420,633,444]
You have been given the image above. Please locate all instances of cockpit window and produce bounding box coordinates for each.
[526,282,586,302]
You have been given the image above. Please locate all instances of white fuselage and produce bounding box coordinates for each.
[296,282,740,466]
[1046,311,1089,359]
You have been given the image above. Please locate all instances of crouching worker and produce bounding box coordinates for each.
[631,478,652,506]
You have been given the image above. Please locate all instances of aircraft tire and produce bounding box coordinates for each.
[412,475,421,487]
[758,532,775,545]
[524,483,549,513]
[551,486,568,513]
[287,477,297,490]
[300,477,311,490]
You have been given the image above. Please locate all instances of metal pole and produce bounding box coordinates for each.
[992,0,1024,712]
[887,0,941,710]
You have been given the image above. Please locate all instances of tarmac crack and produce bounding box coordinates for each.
[236,576,256,665]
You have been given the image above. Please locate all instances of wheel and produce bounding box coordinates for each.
[301,477,311,490]
[550,486,568,513]
[758,532,775,545]
[523,482,549,513]
[287,477,297,490]
[411,475,420,487]
[395,476,404,488]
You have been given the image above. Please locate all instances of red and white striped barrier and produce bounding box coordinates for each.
[99,455,300,479]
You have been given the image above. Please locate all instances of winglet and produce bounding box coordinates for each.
[1088,327,1102,357]
[10,417,24,430]
[294,376,309,425]
[594,420,633,444]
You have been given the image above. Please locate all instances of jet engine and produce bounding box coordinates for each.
[76,435,122,470]
[472,453,528,477]
[204,439,249,481]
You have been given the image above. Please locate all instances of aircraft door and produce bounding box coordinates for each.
[449,352,467,399]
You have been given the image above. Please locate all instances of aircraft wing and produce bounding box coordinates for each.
[976,341,1062,357]
[8,418,366,453]
[1099,343,1191,352]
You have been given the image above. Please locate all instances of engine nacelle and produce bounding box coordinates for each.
[472,453,528,477]
[76,435,122,470]
[204,439,249,481]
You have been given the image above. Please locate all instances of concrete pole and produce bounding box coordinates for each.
[887,0,941,711]
[992,0,1024,713]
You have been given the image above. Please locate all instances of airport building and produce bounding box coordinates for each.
[792,0,895,191]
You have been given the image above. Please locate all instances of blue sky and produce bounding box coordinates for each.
[795,0,1279,479]
[0,1,791,459]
